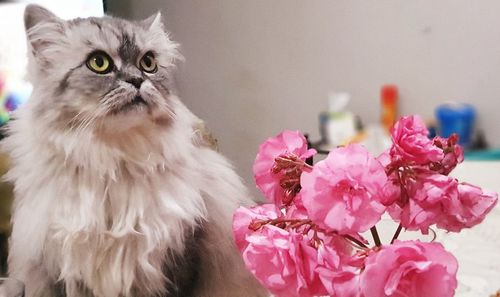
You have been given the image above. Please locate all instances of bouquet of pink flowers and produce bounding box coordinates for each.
[233,115,498,297]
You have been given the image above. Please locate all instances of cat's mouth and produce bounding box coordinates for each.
[130,95,147,106]
[114,95,149,114]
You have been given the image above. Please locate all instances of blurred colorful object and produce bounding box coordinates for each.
[436,103,476,147]
[0,73,29,126]
[380,84,398,131]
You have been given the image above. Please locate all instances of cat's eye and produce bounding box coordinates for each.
[86,51,113,74]
[139,51,158,73]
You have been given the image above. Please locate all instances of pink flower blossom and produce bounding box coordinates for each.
[388,171,498,233]
[360,241,458,297]
[388,173,459,233]
[316,244,360,297]
[376,150,403,207]
[390,116,443,165]
[253,130,316,206]
[241,225,327,297]
[438,182,498,232]
[301,144,388,234]
[232,204,282,251]
[379,180,401,207]
[232,118,500,297]
[376,149,391,167]
[430,135,464,175]
[284,198,310,220]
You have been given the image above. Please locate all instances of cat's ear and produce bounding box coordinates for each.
[24,4,65,55]
[142,12,164,30]
[24,4,61,31]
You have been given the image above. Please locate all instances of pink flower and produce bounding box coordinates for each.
[316,244,360,297]
[253,130,316,206]
[360,241,458,297]
[438,182,498,232]
[430,135,464,175]
[241,225,327,297]
[284,199,310,220]
[388,171,498,233]
[390,116,443,165]
[232,204,282,251]
[389,173,459,233]
[376,149,391,167]
[376,150,404,207]
[301,144,388,234]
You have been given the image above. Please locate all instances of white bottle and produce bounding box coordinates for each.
[326,92,357,147]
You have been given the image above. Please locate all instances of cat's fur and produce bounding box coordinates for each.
[3,5,266,297]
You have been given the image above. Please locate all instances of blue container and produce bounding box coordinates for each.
[435,103,476,146]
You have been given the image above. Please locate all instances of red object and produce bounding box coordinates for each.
[381,84,398,130]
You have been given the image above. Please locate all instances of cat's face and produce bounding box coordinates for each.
[24,5,180,133]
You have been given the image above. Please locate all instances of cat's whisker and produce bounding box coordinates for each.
[67,88,123,132]
[68,109,91,131]
[72,109,101,137]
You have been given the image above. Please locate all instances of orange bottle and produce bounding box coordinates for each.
[381,85,398,131]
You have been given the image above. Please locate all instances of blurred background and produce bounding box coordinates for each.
[107,0,500,193]
[1,1,500,294]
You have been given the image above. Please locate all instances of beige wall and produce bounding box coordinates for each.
[108,1,500,195]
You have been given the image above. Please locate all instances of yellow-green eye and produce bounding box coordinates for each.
[86,51,113,74]
[139,51,158,73]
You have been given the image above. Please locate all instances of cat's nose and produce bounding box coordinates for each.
[126,77,144,89]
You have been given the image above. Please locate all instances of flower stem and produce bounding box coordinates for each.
[390,223,403,244]
[370,226,382,247]
[344,235,368,249]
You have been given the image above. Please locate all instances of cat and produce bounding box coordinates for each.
[2,4,267,297]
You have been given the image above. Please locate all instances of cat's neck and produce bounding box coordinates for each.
[56,123,193,179]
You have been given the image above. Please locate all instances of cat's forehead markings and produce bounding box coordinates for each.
[117,31,141,62]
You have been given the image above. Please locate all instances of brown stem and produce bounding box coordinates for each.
[249,218,311,231]
[344,234,368,249]
[390,223,403,244]
[370,226,382,247]
[288,220,313,229]
[253,217,372,250]
[397,170,410,205]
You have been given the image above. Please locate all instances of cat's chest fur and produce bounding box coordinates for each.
[42,158,207,297]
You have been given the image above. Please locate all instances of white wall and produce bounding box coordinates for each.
[1,0,103,81]
[108,1,500,194]
[0,1,103,106]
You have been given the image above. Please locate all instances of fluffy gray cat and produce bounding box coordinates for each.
[3,4,266,297]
